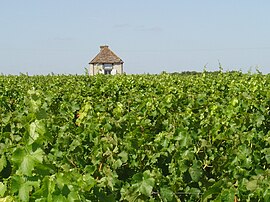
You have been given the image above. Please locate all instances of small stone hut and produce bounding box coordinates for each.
[89,45,124,75]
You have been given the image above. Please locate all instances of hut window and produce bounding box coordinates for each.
[103,64,113,75]
[104,69,112,74]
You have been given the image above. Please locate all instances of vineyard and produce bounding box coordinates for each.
[1,72,270,201]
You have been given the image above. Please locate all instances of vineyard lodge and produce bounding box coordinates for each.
[89,45,124,75]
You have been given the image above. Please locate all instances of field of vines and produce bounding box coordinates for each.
[1,72,270,201]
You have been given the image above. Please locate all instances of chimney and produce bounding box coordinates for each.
[100,45,109,50]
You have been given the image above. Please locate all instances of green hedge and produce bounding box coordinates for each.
[1,72,270,201]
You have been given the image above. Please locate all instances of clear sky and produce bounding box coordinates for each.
[1,1,270,75]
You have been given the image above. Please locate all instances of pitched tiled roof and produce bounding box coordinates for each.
[89,45,124,64]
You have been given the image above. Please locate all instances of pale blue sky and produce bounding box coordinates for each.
[1,1,270,75]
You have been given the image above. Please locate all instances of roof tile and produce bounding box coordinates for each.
[89,46,124,64]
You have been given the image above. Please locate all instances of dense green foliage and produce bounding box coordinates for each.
[1,72,270,201]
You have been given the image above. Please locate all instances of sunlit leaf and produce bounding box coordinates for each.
[0,182,6,197]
